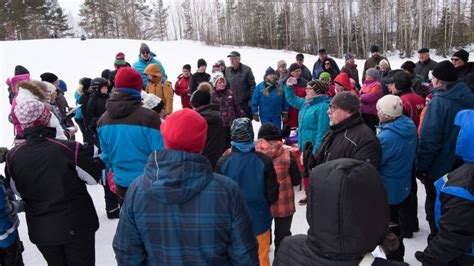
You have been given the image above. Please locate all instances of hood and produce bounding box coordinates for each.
[436,81,474,108]
[334,72,352,91]
[377,115,416,138]
[105,90,142,118]
[10,74,30,93]
[307,158,389,260]
[141,150,213,204]
[16,81,48,103]
[195,104,222,126]
[454,109,474,163]
[144,63,163,83]
[255,139,283,159]
[309,95,330,105]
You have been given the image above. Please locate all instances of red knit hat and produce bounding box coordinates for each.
[115,67,143,91]
[160,109,208,153]
[114,52,126,69]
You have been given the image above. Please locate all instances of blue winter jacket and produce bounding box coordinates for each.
[216,148,279,236]
[417,81,474,180]
[132,52,167,88]
[0,178,18,248]
[283,84,330,154]
[74,90,83,120]
[377,115,418,205]
[97,89,164,187]
[251,81,289,122]
[113,150,259,265]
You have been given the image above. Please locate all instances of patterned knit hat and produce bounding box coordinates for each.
[307,80,329,95]
[230,118,254,142]
[211,72,225,87]
[114,52,127,69]
[14,100,51,130]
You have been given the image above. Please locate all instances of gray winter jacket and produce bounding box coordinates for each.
[225,63,256,104]
[414,59,438,82]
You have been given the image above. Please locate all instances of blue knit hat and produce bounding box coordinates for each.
[230,118,254,142]
[58,80,67,92]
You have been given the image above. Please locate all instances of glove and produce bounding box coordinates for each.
[415,251,424,263]
[415,170,428,183]
[282,112,288,122]
[253,113,260,122]
[0,147,9,163]
[302,142,316,177]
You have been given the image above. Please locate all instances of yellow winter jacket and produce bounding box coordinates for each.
[144,64,173,115]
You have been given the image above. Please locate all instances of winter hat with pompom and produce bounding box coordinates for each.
[14,100,52,130]
[161,109,208,153]
[190,82,212,108]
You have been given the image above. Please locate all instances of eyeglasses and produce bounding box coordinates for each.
[329,105,339,112]
[450,57,460,62]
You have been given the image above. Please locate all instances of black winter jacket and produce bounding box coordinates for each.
[456,62,474,93]
[5,127,104,246]
[86,91,109,133]
[195,104,225,170]
[274,159,391,266]
[314,114,381,170]
[189,72,211,94]
[421,162,474,266]
[225,63,256,104]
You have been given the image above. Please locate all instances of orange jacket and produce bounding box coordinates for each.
[144,64,173,115]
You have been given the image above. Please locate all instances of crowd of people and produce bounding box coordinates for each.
[0,42,473,266]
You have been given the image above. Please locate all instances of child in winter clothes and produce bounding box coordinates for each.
[210,72,245,150]
[331,72,358,97]
[189,59,211,94]
[144,63,173,117]
[216,118,279,266]
[174,64,192,108]
[251,67,289,130]
[285,63,308,129]
[256,123,301,255]
[360,67,383,132]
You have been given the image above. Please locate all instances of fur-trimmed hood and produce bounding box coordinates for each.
[16,80,48,103]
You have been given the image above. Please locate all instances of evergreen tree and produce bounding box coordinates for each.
[182,0,193,39]
[152,0,169,41]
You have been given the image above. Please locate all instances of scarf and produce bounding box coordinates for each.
[231,141,255,153]
[262,78,282,96]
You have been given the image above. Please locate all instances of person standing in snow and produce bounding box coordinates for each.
[341,53,360,90]
[6,65,30,105]
[216,118,279,266]
[6,100,104,266]
[189,59,211,94]
[210,72,245,150]
[113,109,259,265]
[376,95,418,262]
[276,60,288,82]
[414,48,437,82]
[284,63,308,129]
[311,48,340,81]
[360,67,384,132]
[132,43,167,88]
[74,78,91,140]
[251,67,289,130]
[295,53,312,81]
[255,123,301,255]
[451,49,474,92]
[174,64,192,109]
[144,63,173,117]
[225,51,256,119]
[190,82,225,170]
[416,60,474,241]
[415,109,474,266]
[97,68,164,204]
[363,45,389,82]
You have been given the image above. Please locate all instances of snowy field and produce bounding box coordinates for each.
[1,38,470,265]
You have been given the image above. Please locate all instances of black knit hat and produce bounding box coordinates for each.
[453,49,469,63]
[230,118,254,142]
[40,72,58,84]
[307,80,329,95]
[370,45,380,53]
[296,53,304,60]
[91,77,108,90]
[14,65,29,76]
[101,69,111,80]
[79,77,92,91]
[318,48,326,53]
[391,71,412,91]
[432,60,458,82]
[197,59,207,68]
[330,91,360,114]
[258,123,281,141]
[183,64,191,72]
[190,82,211,108]
[264,66,276,77]
[400,61,416,74]
[288,63,301,73]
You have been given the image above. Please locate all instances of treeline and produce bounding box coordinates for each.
[0,0,70,40]
[2,0,473,59]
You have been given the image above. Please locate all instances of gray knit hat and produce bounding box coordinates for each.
[140,43,150,54]
[365,67,380,81]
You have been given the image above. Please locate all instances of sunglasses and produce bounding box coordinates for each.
[450,57,460,62]
[142,51,150,55]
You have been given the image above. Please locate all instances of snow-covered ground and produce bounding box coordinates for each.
[1,38,468,265]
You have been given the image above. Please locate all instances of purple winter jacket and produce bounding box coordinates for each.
[360,80,383,116]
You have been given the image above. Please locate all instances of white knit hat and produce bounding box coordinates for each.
[376,95,403,118]
[211,72,225,87]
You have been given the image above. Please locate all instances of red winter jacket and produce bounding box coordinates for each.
[400,92,425,128]
[286,78,307,128]
[174,74,191,109]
